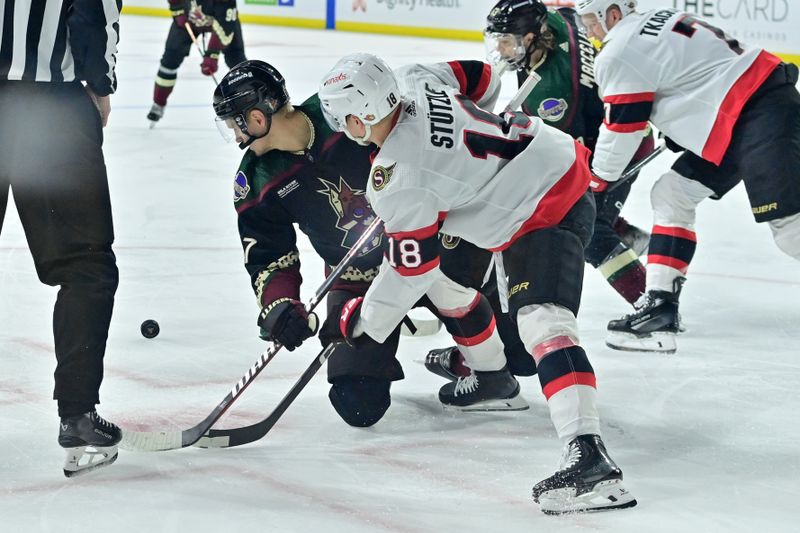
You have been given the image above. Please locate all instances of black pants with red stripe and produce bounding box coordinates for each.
[0,81,119,418]
[672,62,800,222]
[160,21,247,72]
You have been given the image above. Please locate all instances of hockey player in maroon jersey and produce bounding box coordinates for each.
[576,0,800,353]
[148,0,247,125]
[318,53,637,514]
[212,60,526,428]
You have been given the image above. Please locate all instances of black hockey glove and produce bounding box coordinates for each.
[319,297,364,347]
[258,298,318,351]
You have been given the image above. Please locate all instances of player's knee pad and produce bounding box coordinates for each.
[515,303,579,359]
[426,275,479,314]
[329,376,391,428]
[768,212,800,260]
[650,169,714,227]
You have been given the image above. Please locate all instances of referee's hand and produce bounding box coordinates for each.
[85,87,111,128]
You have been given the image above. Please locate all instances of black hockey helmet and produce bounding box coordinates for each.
[213,60,289,148]
[486,0,548,37]
[484,0,549,71]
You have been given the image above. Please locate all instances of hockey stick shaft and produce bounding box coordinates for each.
[185,22,219,85]
[196,342,338,448]
[120,217,384,452]
[606,142,667,193]
[504,70,542,113]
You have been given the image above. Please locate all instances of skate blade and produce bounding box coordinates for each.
[442,394,529,412]
[538,479,637,515]
[605,331,676,354]
[63,445,119,478]
[148,120,157,129]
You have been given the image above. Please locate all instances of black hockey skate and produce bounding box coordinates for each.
[438,366,528,411]
[147,103,165,128]
[424,346,470,381]
[58,411,121,477]
[606,277,684,354]
[532,434,636,515]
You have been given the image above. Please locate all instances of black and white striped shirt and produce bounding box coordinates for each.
[0,0,122,95]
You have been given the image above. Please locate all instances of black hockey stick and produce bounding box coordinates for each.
[195,342,338,448]
[119,217,384,452]
[606,142,667,193]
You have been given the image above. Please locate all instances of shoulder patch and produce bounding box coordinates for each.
[234,171,250,202]
[538,98,569,122]
[371,163,395,192]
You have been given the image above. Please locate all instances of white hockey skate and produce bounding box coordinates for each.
[532,434,637,515]
[147,103,165,128]
[58,411,121,477]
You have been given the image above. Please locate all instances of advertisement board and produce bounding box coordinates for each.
[121,0,799,62]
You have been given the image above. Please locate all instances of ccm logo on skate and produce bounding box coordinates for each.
[508,282,530,297]
[752,202,778,214]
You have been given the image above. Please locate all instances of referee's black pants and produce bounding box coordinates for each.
[0,81,118,417]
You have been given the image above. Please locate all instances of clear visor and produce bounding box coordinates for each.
[215,116,240,143]
[484,32,527,71]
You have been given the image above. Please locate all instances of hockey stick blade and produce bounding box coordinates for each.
[120,218,384,453]
[195,343,337,449]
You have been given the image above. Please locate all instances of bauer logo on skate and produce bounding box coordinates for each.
[234,171,250,202]
[371,163,395,191]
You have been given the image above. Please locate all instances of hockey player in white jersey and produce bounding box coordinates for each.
[576,1,800,353]
[317,54,636,514]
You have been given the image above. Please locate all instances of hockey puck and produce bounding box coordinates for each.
[140,319,160,339]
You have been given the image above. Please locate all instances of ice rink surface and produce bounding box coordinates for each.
[1,14,799,533]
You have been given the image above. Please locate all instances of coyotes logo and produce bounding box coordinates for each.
[317,177,381,254]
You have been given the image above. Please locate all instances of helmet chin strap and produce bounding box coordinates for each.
[237,114,272,150]
[344,123,372,146]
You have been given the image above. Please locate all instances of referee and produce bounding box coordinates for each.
[0,0,124,476]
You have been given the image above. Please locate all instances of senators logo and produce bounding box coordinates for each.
[440,234,461,249]
[371,163,395,192]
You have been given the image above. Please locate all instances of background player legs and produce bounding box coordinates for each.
[148,24,193,123]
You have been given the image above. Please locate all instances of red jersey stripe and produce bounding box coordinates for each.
[702,50,781,164]
[603,92,656,104]
[489,142,591,252]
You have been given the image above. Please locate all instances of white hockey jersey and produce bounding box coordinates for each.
[591,8,781,181]
[357,62,591,342]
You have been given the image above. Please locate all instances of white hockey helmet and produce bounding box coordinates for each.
[575,0,636,33]
[318,53,400,145]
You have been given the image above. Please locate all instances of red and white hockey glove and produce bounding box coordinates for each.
[319,297,364,346]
